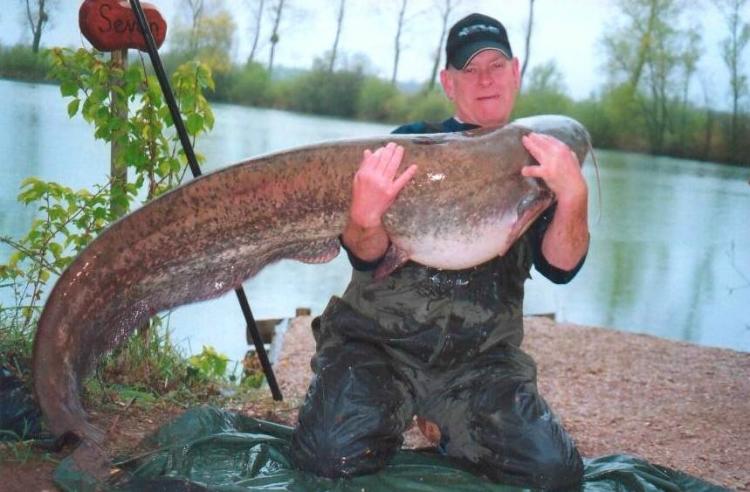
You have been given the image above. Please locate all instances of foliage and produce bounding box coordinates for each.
[0,49,216,389]
[0,44,51,81]
[357,77,405,121]
[402,89,452,123]
[188,345,230,380]
[0,179,121,331]
[514,61,574,118]
[217,61,273,106]
[168,6,237,76]
[99,316,197,394]
[278,61,366,118]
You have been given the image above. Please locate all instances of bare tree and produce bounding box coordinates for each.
[246,0,266,64]
[267,0,287,74]
[23,0,53,53]
[715,0,750,158]
[182,0,205,54]
[391,0,409,85]
[328,0,346,72]
[520,0,536,82]
[426,0,457,91]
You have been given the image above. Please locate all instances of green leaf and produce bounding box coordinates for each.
[67,98,81,117]
[185,113,204,134]
[60,80,79,98]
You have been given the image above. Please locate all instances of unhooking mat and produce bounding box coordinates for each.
[54,406,727,492]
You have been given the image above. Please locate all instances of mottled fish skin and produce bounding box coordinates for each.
[32,115,590,475]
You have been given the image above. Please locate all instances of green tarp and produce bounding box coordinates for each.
[54,406,727,491]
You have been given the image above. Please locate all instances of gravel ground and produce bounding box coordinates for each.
[270,315,750,491]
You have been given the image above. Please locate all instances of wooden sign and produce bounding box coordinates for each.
[79,0,167,52]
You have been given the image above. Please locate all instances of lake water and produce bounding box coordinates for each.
[1,79,748,366]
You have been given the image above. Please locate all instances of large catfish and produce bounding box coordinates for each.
[32,114,591,475]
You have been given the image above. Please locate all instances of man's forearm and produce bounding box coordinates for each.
[541,191,589,271]
[341,220,390,262]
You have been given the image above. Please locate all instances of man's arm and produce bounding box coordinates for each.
[341,142,417,262]
[521,133,589,270]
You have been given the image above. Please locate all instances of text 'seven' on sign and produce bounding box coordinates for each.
[79,0,167,52]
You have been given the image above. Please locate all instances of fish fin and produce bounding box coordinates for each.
[373,244,410,280]
[287,238,341,264]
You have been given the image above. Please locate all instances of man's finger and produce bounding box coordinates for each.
[521,165,544,178]
[374,142,397,172]
[383,145,405,179]
[392,164,418,192]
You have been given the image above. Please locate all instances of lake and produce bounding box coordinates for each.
[1,79,748,366]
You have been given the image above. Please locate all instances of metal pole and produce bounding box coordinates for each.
[128,0,283,401]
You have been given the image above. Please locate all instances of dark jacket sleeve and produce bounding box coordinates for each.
[529,204,587,284]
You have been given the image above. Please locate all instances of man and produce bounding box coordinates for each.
[291,13,588,490]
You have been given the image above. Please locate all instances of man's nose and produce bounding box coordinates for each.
[477,68,493,86]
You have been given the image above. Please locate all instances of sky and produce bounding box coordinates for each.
[0,0,746,110]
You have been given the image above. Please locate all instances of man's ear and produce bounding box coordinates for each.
[440,69,454,100]
[512,57,521,91]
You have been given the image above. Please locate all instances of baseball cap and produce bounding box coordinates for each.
[446,13,513,69]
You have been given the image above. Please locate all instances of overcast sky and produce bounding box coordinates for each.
[0,0,745,109]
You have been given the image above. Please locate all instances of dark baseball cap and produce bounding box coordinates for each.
[446,13,513,69]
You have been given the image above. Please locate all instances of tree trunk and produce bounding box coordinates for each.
[268,0,286,75]
[248,0,266,64]
[627,0,659,93]
[26,0,48,54]
[391,0,408,85]
[427,0,452,91]
[184,0,205,55]
[520,0,535,82]
[328,0,346,72]
[110,49,128,219]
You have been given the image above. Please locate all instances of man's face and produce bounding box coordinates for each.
[440,50,520,127]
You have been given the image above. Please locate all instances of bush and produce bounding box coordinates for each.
[403,89,452,123]
[0,44,51,81]
[281,67,365,118]
[513,89,573,119]
[219,62,272,106]
[356,77,404,122]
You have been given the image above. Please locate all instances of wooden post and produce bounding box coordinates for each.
[110,48,128,219]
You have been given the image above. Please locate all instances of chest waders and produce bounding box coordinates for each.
[290,119,584,490]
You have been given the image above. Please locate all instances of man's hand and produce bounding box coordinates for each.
[520,132,586,202]
[520,132,589,271]
[341,142,417,262]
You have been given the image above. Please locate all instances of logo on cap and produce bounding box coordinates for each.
[458,24,501,38]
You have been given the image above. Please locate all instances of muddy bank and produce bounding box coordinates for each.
[270,315,750,490]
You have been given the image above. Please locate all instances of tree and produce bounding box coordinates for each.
[715,0,750,159]
[328,0,346,72]
[246,0,266,64]
[426,0,458,91]
[170,3,236,76]
[391,0,408,85]
[181,0,205,54]
[520,0,536,82]
[23,0,54,53]
[601,0,700,153]
[267,0,287,75]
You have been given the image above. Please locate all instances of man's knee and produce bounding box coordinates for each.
[524,451,584,490]
[291,425,395,478]
[290,340,414,478]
